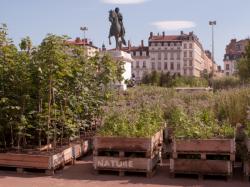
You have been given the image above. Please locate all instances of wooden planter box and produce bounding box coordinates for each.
[173,139,235,153]
[62,146,74,164]
[72,140,90,159]
[170,138,235,177]
[93,130,163,177]
[93,154,159,174]
[0,152,64,172]
[94,130,163,156]
[244,139,250,179]
[170,159,232,175]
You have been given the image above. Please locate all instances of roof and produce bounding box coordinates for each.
[66,39,98,49]
[149,35,182,42]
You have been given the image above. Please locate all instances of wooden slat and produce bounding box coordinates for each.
[94,130,163,153]
[170,159,232,175]
[244,161,250,176]
[173,139,235,153]
[93,155,159,172]
[0,153,50,163]
[246,139,250,153]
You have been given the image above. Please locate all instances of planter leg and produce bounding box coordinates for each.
[16,168,24,174]
[119,171,124,177]
[45,169,55,175]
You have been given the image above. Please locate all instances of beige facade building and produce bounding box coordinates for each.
[67,37,99,57]
[224,38,250,76]
[122,31,214,81]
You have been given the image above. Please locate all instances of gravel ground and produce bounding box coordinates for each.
[0,155,249,187]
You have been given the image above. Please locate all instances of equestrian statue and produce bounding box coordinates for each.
[108,7,126,50]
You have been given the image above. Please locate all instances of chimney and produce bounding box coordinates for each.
[150,32,153,38]
[157,32,160,36]
[180,31,184,35]
[231,39,237,43]
[141,40,144,47]
[162,31,165,37]
[89,41,93,46]
[75,37,81,42]
[128,40,131,49]
[102,44,106,51]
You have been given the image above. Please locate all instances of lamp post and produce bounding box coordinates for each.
[80,26,88,56]
[209,21,216,77]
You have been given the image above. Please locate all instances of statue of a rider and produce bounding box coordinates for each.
[115,7,125,38]
[108,7,126,49]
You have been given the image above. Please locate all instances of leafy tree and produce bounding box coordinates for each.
[237,42,250,82]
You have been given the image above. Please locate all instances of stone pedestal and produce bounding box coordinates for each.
[107,50,133,91]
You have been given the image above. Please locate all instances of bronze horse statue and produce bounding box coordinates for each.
[108,10,126,50]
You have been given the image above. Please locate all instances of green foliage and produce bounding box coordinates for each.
[101,86,250,139]
[246,121,250,138]
[0,24,124,149]
[167,108,234,139]
[97,105,164,138]
[141,71,208,87]
[213,76,242,90]
[237,42,250,81]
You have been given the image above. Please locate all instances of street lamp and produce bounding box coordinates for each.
[80,26,88,56]
[209,21,216,77]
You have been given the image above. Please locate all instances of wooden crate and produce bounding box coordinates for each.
[72,140,90,159]
[170,139,235,178]
[62,146,74,165]
[0,152,64,173]
[170,159,232,175]
[93,131,163,177]
[173,139,235,154]
[244,139,250,180]
[94,130,163,157]
[93,153,159,177]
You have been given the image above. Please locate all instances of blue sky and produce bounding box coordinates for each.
[1,0,250,66]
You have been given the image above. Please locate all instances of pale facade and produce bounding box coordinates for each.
[67,38,99,58]
[123,31,214,81]
[224,38,250,76]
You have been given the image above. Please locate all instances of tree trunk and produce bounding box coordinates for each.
[47,75,52,148]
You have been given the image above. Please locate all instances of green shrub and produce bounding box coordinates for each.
[98,105,164,138]
[167,108,234,139]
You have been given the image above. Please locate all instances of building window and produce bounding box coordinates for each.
[226,64,230,70]
[158,52,161,60]
[164,62,168,70]
[184,51,187,58]
[143,61,146,68]
[189,69,193,76]
[152,62,155,70]
[164,52,168,60]
[189,51,193,58]
[184,69,187,75]
[131,62,133,69]
[189,60,192,66]
[226,72,230,76]
[189,43,192,49]
[158,62,161,70]
[177,63,180,70]
[136,61,140,68]
[184,60,187,66]
[184,43,187,49]
[177,52,181,60]
[170,62,174,70]
[170,52,174,60]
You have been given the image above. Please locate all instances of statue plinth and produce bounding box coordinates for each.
[107,50,133,91]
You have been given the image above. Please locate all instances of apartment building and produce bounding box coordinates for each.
[67,37,99,57]
[123,31,214,81]
[224,38,250,76]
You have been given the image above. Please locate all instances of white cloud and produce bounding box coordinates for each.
[152,21,196,31]
[101,0,149,5]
